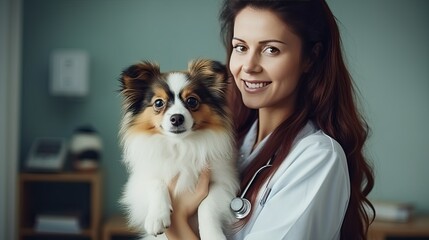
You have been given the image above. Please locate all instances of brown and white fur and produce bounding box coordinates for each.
[119,59,239,240]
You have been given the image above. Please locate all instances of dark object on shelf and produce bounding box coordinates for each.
[70,125,102,172]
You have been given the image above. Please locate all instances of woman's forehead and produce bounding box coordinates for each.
[233,7,299,44]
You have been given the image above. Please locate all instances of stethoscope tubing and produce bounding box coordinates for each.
[239,160,272,199]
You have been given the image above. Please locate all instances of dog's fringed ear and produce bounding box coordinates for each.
[119,61,160,94]
[188,59,228,87]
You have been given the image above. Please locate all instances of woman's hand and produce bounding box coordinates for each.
[165,169,211,240]
[169,168,211,217]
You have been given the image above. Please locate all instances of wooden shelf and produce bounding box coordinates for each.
[18,171,102,240]
[368,216,429,240]
[20,171,100,182]
[20,227,93,236]
[102,215,139,240]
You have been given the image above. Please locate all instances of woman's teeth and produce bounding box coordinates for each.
[245,81,269,89]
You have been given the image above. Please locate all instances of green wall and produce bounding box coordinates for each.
[328,0,429,213]
[20,0,429,218]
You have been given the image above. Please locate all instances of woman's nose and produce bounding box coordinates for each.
[242,52,262,73]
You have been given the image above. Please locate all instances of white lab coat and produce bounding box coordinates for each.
[229,121,350,240]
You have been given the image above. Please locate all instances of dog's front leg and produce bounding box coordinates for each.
[144,179,172,236]
[198,183,234,240]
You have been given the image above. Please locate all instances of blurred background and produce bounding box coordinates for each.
[1,0,428,239]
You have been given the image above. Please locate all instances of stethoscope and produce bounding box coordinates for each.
[230,157,273,219]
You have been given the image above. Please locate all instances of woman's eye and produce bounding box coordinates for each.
[233,45,247,53]
[186,97,199,110]
[153,99,165,111]
[263,46,280,55]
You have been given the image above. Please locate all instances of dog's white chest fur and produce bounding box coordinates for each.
[123,131,232,191]
[121,130,238,240]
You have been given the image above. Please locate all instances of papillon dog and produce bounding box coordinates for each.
[119,59,239,240]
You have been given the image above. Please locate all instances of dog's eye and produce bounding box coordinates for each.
[186,97,199,111]
[153,99,165,111]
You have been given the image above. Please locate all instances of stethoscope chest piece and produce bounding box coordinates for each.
[230,197,251,219]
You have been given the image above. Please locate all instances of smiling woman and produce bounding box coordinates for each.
[165,1,375,239]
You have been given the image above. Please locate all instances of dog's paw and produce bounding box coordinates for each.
[144,207,171,236]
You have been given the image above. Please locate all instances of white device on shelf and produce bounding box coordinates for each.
[35,213,81,234]
[26,138,68,171]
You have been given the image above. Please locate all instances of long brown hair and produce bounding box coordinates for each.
[220,0,375,239]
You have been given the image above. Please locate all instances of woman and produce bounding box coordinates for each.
[166,0,374,239]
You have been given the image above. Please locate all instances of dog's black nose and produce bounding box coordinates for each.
[170,114,184,127]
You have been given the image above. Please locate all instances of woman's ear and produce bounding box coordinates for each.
[304,42,323,73]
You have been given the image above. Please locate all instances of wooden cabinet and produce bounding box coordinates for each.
[18,171,102,240]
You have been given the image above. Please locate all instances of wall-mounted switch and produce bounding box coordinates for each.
[50,49,89,97]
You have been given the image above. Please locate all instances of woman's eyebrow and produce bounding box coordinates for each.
[259,39,287,45]
[232,37,245,42]
[232,37,286,45]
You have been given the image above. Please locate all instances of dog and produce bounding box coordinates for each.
[118,59,239,240]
